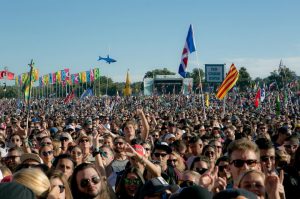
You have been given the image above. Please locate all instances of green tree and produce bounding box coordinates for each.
[236,67,252,91]
[144,68,175,78]
[187,68,205,89]
[265,66,297,89]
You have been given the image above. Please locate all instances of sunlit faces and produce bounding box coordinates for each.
[56,158,74,179]
[76,168,102,198]
[50,178,66,199]
[229,150,260,184]
[114,139,126,153]
[124,124,136,140]
[70,146,83,165]
[239,171,265,199]
[192,160,209,175]
[10,134,22,147]
[260,148,275,173]
[152,149,169,166]
[168,154,178,168]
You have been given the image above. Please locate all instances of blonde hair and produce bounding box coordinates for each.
[237,169,265,187]
[52,140,62,157]
[13,168,50,198]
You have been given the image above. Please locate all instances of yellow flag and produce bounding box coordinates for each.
[205,93,210,107]
[123,70,132,96]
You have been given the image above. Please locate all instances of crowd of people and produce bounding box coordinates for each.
[0,92,299,199]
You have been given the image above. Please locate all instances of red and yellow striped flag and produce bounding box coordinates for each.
[216,64,239,100]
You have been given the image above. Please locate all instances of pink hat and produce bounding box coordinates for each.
[132,144,145,156]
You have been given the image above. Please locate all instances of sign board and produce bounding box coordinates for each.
[205,64,225,83]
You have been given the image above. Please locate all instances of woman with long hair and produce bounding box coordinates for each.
[115,167,145,199]
[48,170,73,199]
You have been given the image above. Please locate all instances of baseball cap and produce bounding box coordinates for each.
[65,124,75,131]
[132,144,145,156]
[139,177,178,199]
[20,153,43,164]
[164,133,176,141]
[172,185,212,199]
[0,182,35,199]
[60,132,73,142]
[154,142,172,154]
[49,127,58,136]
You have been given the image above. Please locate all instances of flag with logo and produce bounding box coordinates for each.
[94,68,100,80]
[178,24,196,78]
[216,64,239,100]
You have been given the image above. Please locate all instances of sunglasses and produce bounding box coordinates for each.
[195,168,208,174]
[11,139,20,142]
[260,156,275,162]
[154,152,168,158]
[80,139,89,143]
[180,180,196,188]
[42,150,53,157]
[58,185,65,193]
[80,176,101,188]
[124,178,141,185]
[230,159,258,168]
[144,148,151,151]
[36,136,47,142]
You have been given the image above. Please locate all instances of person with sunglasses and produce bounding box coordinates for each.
[70,163,116,199]
[227,138,260,186]
[39,145,54,168]
[115,167,144,199]
[48,170,73,199]
[152,142,178,185]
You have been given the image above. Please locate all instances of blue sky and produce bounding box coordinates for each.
[1,0,299,83]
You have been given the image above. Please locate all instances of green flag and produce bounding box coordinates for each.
[22,60,34,105]
[276,94,281,116]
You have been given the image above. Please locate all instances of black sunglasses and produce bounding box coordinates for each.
[154,152,168,158]
[80,176,101,188]
[230,159,258,168]
[58,185,65,193]
[195,168,208,174]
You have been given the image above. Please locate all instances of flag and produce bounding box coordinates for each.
[90,69,95,82]
[260,87,265,102]
[79,71,87,83]
[39,77,43,87]
[61,69,66,82]
[3,83,6,92]
[56,71,61,82]
[254,88,261,108]
[123,70,132,96]
[65,68,70,81]
[86,71,91,83]
[74,73,79,84]
[22,60,35,105]
[43,74,49,85]
[52,72,57,84]
[64,90,75,104]
[178,24,196,78]
[276,94,281,115]
[15,76,19,86]
[94,68,100,80]
[216,64,239,100]
[269,82,276,90]
[32,69,39,81]
[80,88,93,99]
[49,73,53,84]
[205,93,210,107]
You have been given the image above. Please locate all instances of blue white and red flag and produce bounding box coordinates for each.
[178,24,196,78]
